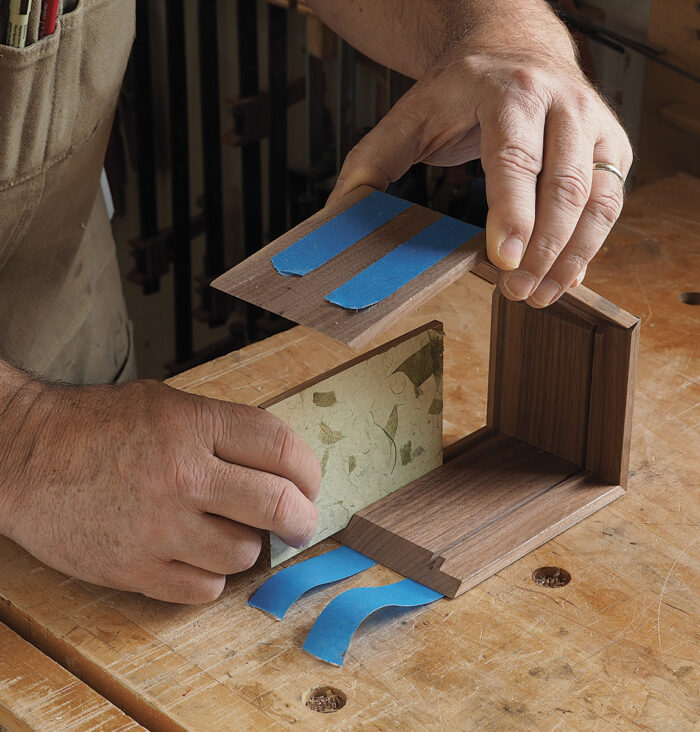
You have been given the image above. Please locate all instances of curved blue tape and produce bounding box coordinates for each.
[303,579,443,666]
[248,546,376,620]
[325,216,483,310]
[271,191,411,276]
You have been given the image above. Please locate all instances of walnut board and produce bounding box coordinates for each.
[262,321,444,565]
[211,186,484,348]
[341,432,624,597]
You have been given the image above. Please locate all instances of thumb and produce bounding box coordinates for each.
[328,98,424,205]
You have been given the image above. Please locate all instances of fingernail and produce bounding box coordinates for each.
[502,272,536,300]
[498,237,524,269]
[530,279,562,307]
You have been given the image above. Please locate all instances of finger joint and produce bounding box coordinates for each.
[587,188,623,228]
[547,167,591,210]
[490,142,542,178]
[233,537,261,573]
[532,232,566,263]
[270,481,296,530]
[269,423,298,471]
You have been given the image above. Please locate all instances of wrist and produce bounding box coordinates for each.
[0,362,48,539]
[437,4,579,75]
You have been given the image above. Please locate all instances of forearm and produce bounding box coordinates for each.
[307,0,577,79]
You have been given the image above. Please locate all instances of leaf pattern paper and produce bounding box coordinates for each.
[385,405,399,439]
[265,326,443,566]
[319,421,344,445]
[392,336,443,396]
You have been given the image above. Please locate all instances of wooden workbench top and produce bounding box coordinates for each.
[1,174,698,730]
[0,621,143,731]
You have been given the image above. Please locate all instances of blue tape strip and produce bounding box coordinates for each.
[325,216,483,310]
[271,191,412,276]
[248,546,376,620]
[303,579,443,666]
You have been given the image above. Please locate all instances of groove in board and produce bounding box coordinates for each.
[437,474,625,596]
[586,320,640,487]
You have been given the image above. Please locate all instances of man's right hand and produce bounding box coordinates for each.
[0,377,321,604]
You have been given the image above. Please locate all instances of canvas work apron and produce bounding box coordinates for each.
[0,0,136,384]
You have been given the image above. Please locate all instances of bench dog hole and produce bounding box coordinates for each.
[305,686,347,713]
[532,566,571,588]
[679,292,700,305]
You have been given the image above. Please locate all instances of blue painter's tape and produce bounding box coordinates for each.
[271,190,412,276]
[325,216,483,310]
[248,546,376,620]
[303,579,443,666]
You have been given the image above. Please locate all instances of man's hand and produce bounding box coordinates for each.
[0,375,320,604]
[313,0,633,307]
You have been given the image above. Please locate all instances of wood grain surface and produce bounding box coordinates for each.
[0,622,142,732]
[489,290,639,485]
[0,174,697,730]
[212,186,485,348]
[492,296,597,466]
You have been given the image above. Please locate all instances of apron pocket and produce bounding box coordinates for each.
[0,30,62,184]
[0,0,134,265]
[49,0,135,161]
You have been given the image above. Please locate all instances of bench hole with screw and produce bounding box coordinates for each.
[532,566,571,588]
[304,686,347,713]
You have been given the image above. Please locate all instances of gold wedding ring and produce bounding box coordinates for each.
[593,162,625,185]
